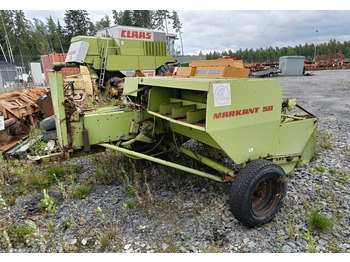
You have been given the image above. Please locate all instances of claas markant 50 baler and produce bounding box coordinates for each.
[49,71,317,227]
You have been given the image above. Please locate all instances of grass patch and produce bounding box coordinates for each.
[69,185,90,199]
[98,225,123,252]
[5,220,38,244]
[308,209,334,231]
[0,158,83,206]
[16,163,82,194]
[92,149,131,185]
[27,124,47,156]
[122,200,138,210]
[38,189,56,212]
[317,130,333,151]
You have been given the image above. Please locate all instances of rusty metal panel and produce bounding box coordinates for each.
[41,53,69,84]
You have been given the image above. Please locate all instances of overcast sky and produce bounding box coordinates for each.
[8,2,350,55]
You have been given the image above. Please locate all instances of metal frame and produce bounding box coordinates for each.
[49,71,318,182]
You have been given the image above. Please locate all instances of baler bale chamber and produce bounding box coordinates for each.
[49,72,318,227]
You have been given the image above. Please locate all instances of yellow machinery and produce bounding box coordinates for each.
[175,59,250,78]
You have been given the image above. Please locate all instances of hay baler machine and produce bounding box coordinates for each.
[49,71,318,227]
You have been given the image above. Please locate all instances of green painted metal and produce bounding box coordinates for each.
[69,109,139,148]
[49,70,317,181]
[179,147,236,178]
[159,102,182,115]
[186,108,206,124]
[172,104,196,119]
[124,77,318,174]
[48,71,153,151]
[69,36,174,72]
[99,143,223,182]
[48,71,69,149]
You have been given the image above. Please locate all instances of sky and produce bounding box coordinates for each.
[6,1,350,55]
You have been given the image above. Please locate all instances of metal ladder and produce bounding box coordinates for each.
[98,39,109,88]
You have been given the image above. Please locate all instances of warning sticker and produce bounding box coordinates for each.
[213,83,231,107]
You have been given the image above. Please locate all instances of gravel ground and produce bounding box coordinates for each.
[1,69,350,253]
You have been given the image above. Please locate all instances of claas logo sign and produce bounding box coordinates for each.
[120,29,153,41]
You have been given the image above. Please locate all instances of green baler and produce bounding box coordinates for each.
[49,71,318,227]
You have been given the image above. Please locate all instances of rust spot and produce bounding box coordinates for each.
[222,174,236,182]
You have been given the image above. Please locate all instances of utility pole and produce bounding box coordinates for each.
[313,30,318,63]
[164,15,168,34]
[179,31,184,56]
[55,28,65,53]
[0,43,7,62]
[0,13,14,63]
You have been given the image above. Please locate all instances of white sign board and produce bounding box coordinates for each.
[0,116,4,131]
[213,83,231,107]
[30,63,43,85]
[65,41,89,63]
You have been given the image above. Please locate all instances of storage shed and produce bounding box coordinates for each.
[278,56,305,76]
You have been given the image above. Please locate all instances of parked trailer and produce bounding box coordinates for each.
[250,67,281,77]
[48,71,318,227]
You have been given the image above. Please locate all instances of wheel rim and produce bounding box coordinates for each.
[251,177,280,217]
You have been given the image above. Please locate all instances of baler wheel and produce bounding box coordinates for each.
[229,160,286,228]
[40,115,56,131]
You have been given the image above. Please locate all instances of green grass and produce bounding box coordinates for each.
[69,185,90,199]
[6,221,38,244]
[16,164,82,193]
[316,130,333,150]
[308,209,334,231]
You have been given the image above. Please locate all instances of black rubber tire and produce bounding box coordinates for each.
[268,72,274,77]
[43,130,57,140]
[40,116,56,131]
[106,76,123,87]
[229,160,287,228]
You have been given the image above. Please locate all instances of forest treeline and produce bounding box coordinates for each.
[205,39,350,62]
[0,10,349,65]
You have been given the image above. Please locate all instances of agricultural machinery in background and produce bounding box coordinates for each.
[53,25,176,102]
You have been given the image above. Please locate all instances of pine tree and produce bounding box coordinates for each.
[171,11,182,33]
[132,10,143,27]
[46,16,65,53]
[95,14,111,31]
[56,20,69,52]
[153,10,170,31]
[63,10,91,40]
[112,10,123,25]
[12,10,31,60]
[0,10,16,62]
[140,10,154,29]
[31,18,52,55]
[46,16,58,52]
[120,10,133,26]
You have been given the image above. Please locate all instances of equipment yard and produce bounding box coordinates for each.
[0,69,350,253]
